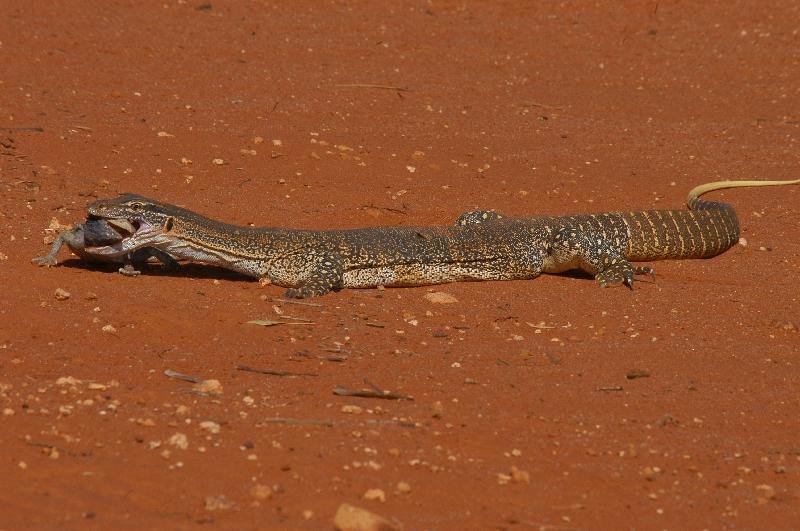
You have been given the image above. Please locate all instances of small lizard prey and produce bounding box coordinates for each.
[32,218,179,275]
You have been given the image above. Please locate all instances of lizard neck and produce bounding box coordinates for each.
[160,214,309,278]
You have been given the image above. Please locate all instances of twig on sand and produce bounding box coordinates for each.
[235,364,318,378]
[1,126,44,132]
[504,516,580,530]
[333,381,413,401]
[521,101,564,111]
[274,298,324,308]
[320,354,348,362]
[259,417,334,427]
[164,369,201,383]
[360,203,408,215]
[336,83,410,92]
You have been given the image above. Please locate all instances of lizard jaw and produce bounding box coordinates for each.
[84,218,167,257]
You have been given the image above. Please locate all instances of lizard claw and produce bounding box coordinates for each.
[596,262,637,289]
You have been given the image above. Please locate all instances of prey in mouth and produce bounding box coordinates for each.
[32,214,179,276]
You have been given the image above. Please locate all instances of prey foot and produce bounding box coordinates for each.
[32,254,59,267]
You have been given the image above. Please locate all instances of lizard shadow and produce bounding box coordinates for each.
[60,260,649,286]
[59,259,253,282]
[557,270,594,281]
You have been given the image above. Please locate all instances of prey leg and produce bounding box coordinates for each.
[32,227,85,266]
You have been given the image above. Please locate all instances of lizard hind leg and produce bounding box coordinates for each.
[544,227,646,289]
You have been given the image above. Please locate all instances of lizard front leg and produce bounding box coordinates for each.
[281,254,344,298]
[118,247,181,276]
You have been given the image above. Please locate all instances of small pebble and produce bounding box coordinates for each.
[194,379,223,396]
[362,488,386,502]
[168,433,189,450]
[756,483,776,503]
[204,494,234,511]
[56,376,81,386]
[510,465,530,484]
[199,420,221,434]
[424,292,458,304]
[250,484,272,500]
[54,288,71,301]
[333,503,399,531]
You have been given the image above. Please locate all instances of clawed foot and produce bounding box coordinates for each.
[284,280,340,299]
[118,264,142,276]
[284,285,334,299]
[596,263,654,289]
[284,287,306,298]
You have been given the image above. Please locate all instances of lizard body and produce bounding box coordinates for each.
[46,179,799,297]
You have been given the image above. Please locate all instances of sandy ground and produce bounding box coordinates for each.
[1,1,799,529]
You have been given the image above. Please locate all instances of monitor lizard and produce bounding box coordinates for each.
[36,179,799,298]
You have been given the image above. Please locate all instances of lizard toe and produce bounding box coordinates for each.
[595,262,636,289]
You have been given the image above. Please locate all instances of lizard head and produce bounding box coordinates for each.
[85,194,178,253]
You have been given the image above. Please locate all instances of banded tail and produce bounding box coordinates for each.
[623,179,800,261]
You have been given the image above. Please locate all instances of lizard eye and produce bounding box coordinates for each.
[128,201,144,211]
[164,217,174,232]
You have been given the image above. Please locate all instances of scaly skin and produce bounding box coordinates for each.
[75,179,799,297]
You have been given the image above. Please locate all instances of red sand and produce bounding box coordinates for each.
[1,1,799,528]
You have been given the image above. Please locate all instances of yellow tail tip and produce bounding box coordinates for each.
[687,179,800,207]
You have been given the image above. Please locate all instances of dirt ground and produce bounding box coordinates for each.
[2,1,799,529]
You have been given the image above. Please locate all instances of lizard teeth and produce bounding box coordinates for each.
[105,218,136,235]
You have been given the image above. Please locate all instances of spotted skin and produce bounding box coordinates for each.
[74,179,799,297]
[457,210,505,226]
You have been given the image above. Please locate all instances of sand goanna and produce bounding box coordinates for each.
[33,179,799,298]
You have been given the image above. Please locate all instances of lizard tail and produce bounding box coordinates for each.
[687,179,800,209]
